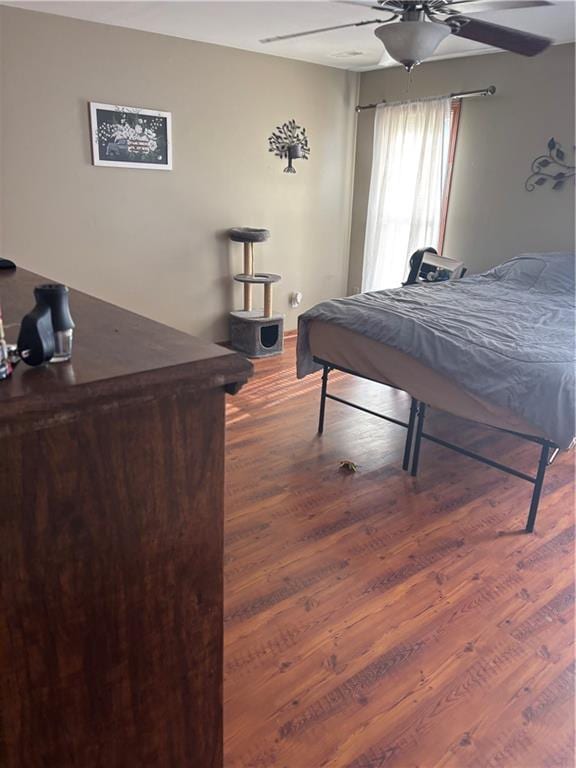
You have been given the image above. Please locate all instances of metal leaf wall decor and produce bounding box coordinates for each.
[268,119,310,174]
[525,138,575,191]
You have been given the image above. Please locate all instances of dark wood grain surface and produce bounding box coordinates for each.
[0,267,251,432]
[1,267,251,767]
[224,335,575,768]
[2,389,225,768]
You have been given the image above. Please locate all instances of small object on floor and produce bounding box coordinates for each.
[0,258,16,270]
[339,460,359,473]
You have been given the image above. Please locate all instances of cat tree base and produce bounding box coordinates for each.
[229,311,284,358]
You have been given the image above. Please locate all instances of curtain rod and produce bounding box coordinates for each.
[355,85,496,113]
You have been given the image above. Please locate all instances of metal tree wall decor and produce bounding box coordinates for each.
[525,138,575,191]
[268,119,310,174]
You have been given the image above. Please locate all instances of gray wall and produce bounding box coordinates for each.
[0,6,358,340]
[1,7,573,326]
[349,44,575,292]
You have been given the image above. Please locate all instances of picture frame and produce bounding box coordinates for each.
[89,102,172,170]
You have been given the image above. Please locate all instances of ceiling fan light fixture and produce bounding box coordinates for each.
[375,20,451,71]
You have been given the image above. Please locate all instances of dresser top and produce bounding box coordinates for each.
[0,267,252,432]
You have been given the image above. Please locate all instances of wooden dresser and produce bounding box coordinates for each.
[0,268,252,768]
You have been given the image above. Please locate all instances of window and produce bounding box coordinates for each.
[362,96,461,291]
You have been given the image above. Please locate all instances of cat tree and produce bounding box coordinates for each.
[228,227,284,358]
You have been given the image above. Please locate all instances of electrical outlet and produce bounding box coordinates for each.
[289,291,303,308]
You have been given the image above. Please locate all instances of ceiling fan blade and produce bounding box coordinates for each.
[260,17,390,44]
[446,0,552,11]
[447,15,552,55]
[335,0,402,10]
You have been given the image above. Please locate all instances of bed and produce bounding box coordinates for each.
[297,252,575,532]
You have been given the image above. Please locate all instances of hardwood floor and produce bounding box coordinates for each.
[224,336,575,768]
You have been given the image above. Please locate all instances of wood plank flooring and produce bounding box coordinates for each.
[224,336,575,768]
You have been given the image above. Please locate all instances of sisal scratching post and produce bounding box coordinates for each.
[228,227,284,358]
[243,242,254,311]
[264,283,273,318]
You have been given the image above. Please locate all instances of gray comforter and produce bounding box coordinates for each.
[297,252,575,449]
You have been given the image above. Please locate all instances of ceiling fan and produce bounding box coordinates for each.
[260,0,554,71]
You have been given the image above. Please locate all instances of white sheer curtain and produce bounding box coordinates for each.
[362,96,452,291]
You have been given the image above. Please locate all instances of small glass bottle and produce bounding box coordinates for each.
[0,298,13,380]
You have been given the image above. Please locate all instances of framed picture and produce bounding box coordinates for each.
[89,102,172,170]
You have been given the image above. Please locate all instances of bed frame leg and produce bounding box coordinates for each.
[318,364,330,435]
[402,398,419,471]
[525,443,550,534]
[410,402,427,477]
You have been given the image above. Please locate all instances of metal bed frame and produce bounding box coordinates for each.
[315,357,559,533]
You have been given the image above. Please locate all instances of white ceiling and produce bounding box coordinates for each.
[6,0,576,71]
